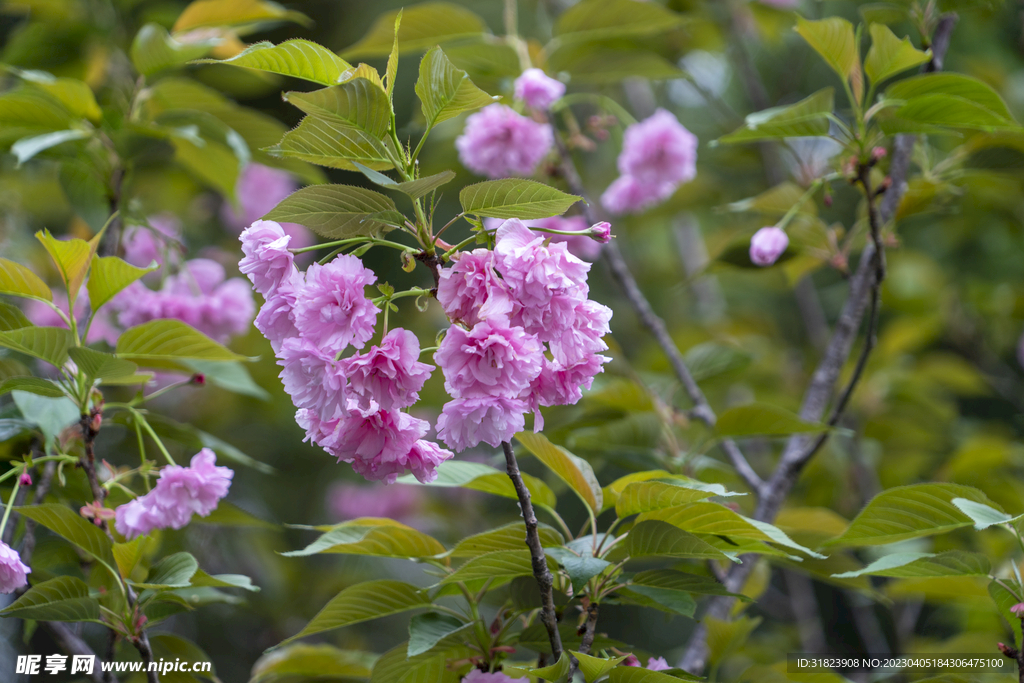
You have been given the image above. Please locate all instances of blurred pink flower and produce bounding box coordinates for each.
[600,174,676,215]
[749,226,789,266]
[456,104,553,178]
[24,290,119,346]
[221,163,314,250]
[514,68,565,110]
[122,213,183,268]
[464,671,516,682]
[0,542,29,594]
[328,481,423,522]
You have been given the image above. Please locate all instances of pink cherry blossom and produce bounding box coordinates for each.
[646,657,671,671]
[749,226,789,266]
[278,337,348,420]
[514,68,566,110]
[239,220,296,297]
[24,290,119,346]
[342,328,434,411]
[436,320,544,400]
[456,104,553,178]
[436,396,528,452]
[221,163,315,249]
[483,216,603,261]
[255,268,302,353]
[600,174,677,215]
[292,255,379,355]
[0,541,30,594]
[328,481,424,522]
[464,670,517,683]
[617,109,698,186]
[436,249,514,326]
[590,221,612,243]
[122,214,182,268]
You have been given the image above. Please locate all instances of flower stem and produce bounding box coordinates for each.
[0,474,22,539]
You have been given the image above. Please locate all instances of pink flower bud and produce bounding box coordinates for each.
[18,472,32,487]
[1010,602,1024,617]
[623,655,641,667]
[749,226,789,267]
[871,146,887,161]
[191,373,206,386]
[589,222,612,244]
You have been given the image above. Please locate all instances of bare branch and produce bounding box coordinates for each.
[42,622,112,683]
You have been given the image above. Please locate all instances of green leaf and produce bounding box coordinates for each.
[283,78,391,138]
[506,653,572,682]
[130,23,218,76]
[880,94,1020,134]
[824,483,997,547]
[439,549,538,585]
[0,576,100,622]
[372,643,465,683]
[35,229,98,306]
[545,547,611,594]
[951,497,1023,529]
[717,88,834,144]
[449,522,563,558]
[608,665,702,682]
[12,392,78,446]
[87,256,158,311]
[546,46,683,83]
[190,570,259,592]
[264,184,399,240]
[0,302,31,331]
[0,377,64,398]
[407,612,471,657]
[886,73,1014,121]
[184,360,270,401]
[516,432,602,513]
[572,652,627,682]
[170,133,245,200]
[415,46,497,128]
[195,40,352,85]
[0,90,73,137]
[0,327,73,367]
[715,403,827,438]
[385,10,401,97]
[832,550,991,578]
[269,115,395,171]
[279,580,429,646]
[0,257,52,302]
[10,70,102,122]
[17,504,117,576]
[554,0,685,43]
[116,319,246,363]
[615,585,696,617]
[342,2,488,58]
[172,0,310,33]
[460,179,581,220]
[68,348,139,385]
[351,163,456,200]
[251,644,373,683]
[11,129,89,166]
[283,518,446,558]
[615,480,724,518]
[990,579,1023,645]
[632,568,751,600]
[133,552,200,590]
[397,460,556,509]
[622,520,732,561]
[194,500,275,528]
[864,24,931,85]
[794,16,858,81]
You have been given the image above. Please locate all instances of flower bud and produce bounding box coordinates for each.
[191,373,206,386]
[1010,602,1024,617]
[623,655,641,667]
[749,227,789,267]
[18,472,32,487]
[589,221,612,244]
[871,146,887,162]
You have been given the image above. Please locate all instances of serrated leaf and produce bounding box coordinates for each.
[407,612,471,657]
[450,522,563,558]
[545,547,610,594]
[10,69,102,122]
[0,258,52,301]
[615,480,721,518]
[825,483,997,547]
[131,23,218,76]
[832,550,991,578]
[505,653,572,682]
[372,643,465,683]
[415,46,497,128]
[195,40,352,85]
[632,568,751,600]
[283,518,445,558]
[11,129,90,166]
[284,78,390,138]
[615,585,696,617]
[573,652,628,681]
[342,2,487,58]
[887,73,1014,121]
[87,256,158,311]
[0,377,64,398]
[715,403,827,437]
[717,88,834,144]
[516,432,602,513]
[116,319,245,363]
[622,520,731,561]
[864,24,931,85]
[17,504,117,576]
[0,327,73,367]
[269,115,395,171]
[172,0,310,33]
[264,184,398,239]
[0,302,31,331]
[352,163,456,200]
[554,0,685,42]
[0,576,100,622]
[36,229,97,306]
[951,497,1023,530]
[280,580,429,646]
[880,94,1020,134]
[439,549,538,585]
[460,179,580,220]
[396,460,556,509]
[251,644,373,683]
[795,16,858,81]
[990,579,1023,645]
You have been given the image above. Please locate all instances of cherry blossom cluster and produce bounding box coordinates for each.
[601,109,698,215]
[115,449,233,540]
[239,220,451,484]
[435,219,612,451]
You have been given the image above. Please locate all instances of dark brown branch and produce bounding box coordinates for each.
[578,601,599,655]
[42,622,111,683]
[502,441,564,662]
[551,133,765,494]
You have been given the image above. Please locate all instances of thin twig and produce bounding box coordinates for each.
[501,441,564,662]
[42,622,111,683]
[578,601,599,655]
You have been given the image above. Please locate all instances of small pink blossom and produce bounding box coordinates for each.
[617,109,698,187]
[1011,603,1024,617]
[436,396,528,452]
[646,657,671,671]
[239,220,295,297]
[18,472,31,487]
[600,174,676,215]
[464,671,517,683]
[590,221,612,243]
[292,255,379,355]
[749,226,789,267]
[483,216,603,261]
[0,541,30,594]
[456,104,553,178]
[122,214,182,268]
[24,290,119,346]
[342,328,433,411]
[255,268,302,353]
[436,249,514,326]
[221,163,315,250]
[435,320,544,400]
[328,481,424,522]
[278,337,348,420]
[514,68,566,110]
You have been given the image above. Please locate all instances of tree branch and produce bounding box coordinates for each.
[502,441,564,662]
[578,601,599,655]
[41,622,111,683]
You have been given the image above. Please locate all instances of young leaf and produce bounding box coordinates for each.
[269,116,395,171]
[407,612,471,657]
[880,94,1020,134]
[554,0,685,43]
[283,519,445,558]
[615,480,722,518]
[264,184,399,239]
[396,460,556,508]
[505,653,572,682]
[632,569,752,600]
[279,580,429,646]
[0,576,101,622]
[87,256,158,311]
[172,0,310,34]
[251,645,373,683]
[0,89,73,134]
[715,403,827,437]
[17,504,117,576]
[283,78,391,138]
[864,24,931,85]
[716,88,834,144]
[190,570,259,592]
[194,40,352,86]
[990,579,1024,645]
[130,23,219,76]
[133,552,200,589]
[951,497,1023,529]
[0,376,65,398]
[12,392,78,446]
[449,522,563,558]
[0,258,52,301]
[415,47,497,129]
[35,229,98,306]
[886,74,1014,121]
[10,129,90,166]
[832,550,991,578]
[794,16,858,82]
[341,3,487,59]
[439,550,538,584]
[515,432,602,513]
[0,302,31,331]
[385,11,402,97]
[0,327,73,367]
[623,520,732,561]
[460,179,581,220]
[614,586,696,617]
[545,547,611,594]
[116,319,246,363]
[350,163,456,200]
